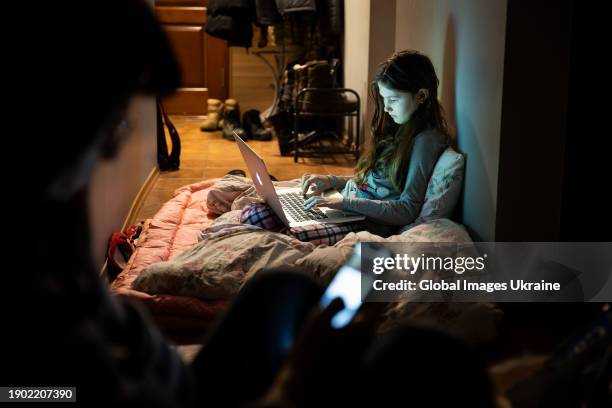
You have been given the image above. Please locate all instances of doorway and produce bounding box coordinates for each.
[155,0,229,114]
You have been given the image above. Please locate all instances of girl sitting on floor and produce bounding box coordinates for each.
[244,50,451,240]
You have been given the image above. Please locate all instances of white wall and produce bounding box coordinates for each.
[343,0,371,145]
[365,0,397,144]
[394,0,507,241]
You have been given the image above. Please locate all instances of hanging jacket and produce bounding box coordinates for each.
[275,0,316,15]
[255,0,281,25]
[205,0,255,47]
[323,0,343,39]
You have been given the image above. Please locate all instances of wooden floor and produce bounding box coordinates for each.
[135,115,356,221]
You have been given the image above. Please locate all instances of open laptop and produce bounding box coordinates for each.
[233,131,366,227]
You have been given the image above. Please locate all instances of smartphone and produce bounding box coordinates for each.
[320,243,391,328]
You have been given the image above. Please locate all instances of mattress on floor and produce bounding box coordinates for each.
[111,178,228,332]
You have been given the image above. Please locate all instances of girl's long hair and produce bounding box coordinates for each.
[354,50,450,191]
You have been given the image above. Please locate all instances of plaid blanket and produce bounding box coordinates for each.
[240,202,366,246]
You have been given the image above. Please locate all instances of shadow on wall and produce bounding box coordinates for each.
[441,14,464,232]
[441,14,494,242]
[454,115,495,243]
[441,15,457,148]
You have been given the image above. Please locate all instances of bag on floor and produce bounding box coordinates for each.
[157,98,181,171]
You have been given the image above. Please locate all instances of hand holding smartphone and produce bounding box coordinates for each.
[319,243,392,328]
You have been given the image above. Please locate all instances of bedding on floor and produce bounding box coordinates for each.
[112,176,502,342]
[111,179,228,332]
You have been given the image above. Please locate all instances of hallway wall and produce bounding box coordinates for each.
[393,0,508,241]
[343,0,372,147]
[229,27,277,115]
[344,0,507,240]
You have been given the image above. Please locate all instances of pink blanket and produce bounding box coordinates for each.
[111,179,228,332]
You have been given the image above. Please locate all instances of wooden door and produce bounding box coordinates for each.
[155,0,229,114]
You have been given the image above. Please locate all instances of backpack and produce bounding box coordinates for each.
[157,98,181,171]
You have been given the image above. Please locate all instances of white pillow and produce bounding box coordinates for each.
[413,147,465,225]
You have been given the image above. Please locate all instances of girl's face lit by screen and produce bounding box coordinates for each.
[378,81,419,125]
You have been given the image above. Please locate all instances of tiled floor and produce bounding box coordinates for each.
[135,115,357,221]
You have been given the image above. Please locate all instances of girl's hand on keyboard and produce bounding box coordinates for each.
[304,193,344,210]
[301,174,332,197]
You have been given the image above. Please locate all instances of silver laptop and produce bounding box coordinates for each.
[233,132,366,227]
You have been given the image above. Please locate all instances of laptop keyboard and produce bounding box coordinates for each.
[278,192,329,222]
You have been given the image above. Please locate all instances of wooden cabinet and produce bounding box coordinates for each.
[155,0,229,114]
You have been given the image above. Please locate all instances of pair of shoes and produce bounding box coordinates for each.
[242,109,272,141]
[222,99,247,140]
[200,99,223,131]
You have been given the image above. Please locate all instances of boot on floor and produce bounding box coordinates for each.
[200,98,222,131]
[242,109,272,141]
[222,99,247,141]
